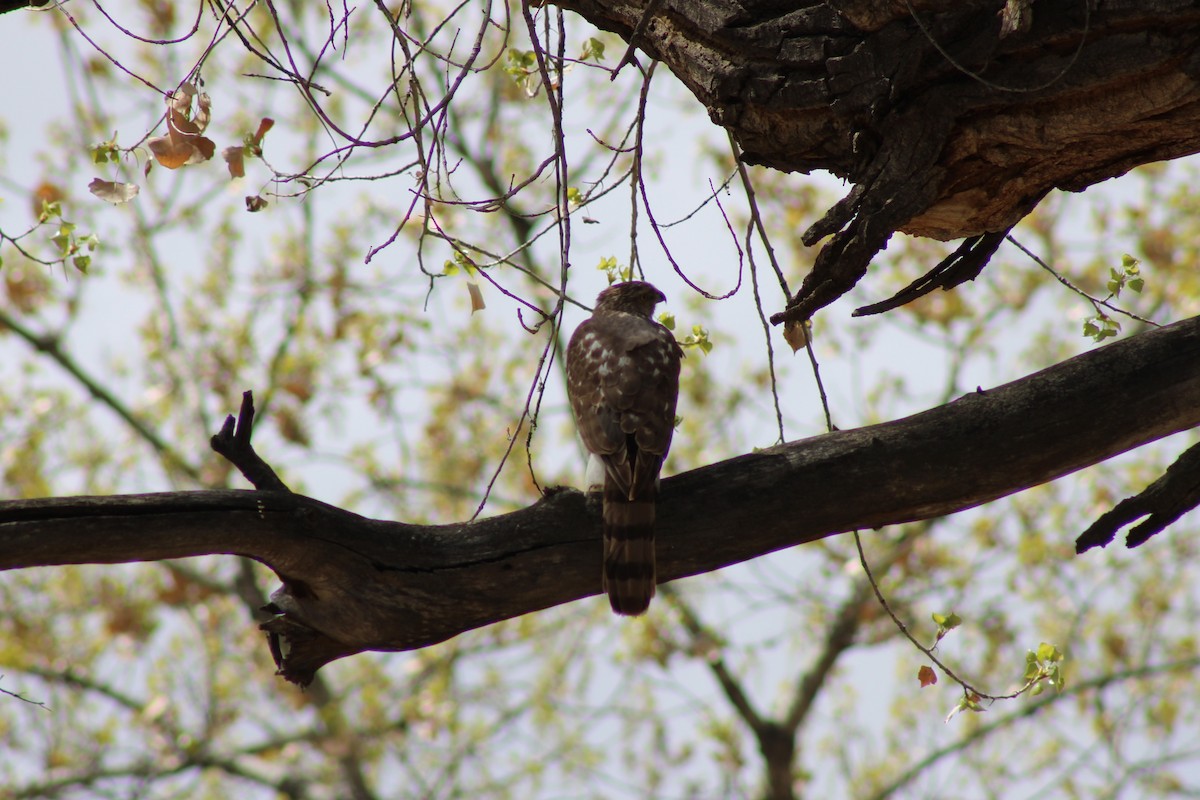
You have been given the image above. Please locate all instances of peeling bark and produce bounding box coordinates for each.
[554,0,1200,319]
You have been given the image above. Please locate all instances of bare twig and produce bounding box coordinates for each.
[210,391,291,493]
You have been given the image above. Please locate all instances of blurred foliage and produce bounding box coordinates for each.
[0,1,1199,799]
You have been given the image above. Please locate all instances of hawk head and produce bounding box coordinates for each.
[594,281,666,318]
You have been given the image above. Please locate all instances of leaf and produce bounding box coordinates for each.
[194,92,212,133]
[1036,642,1063,663]
[581,37,606,62]
[148,86,217,169]
[917,665,937,687]
[191,136,216,162]
[251,117,275,147]
[89,134,121,166]
[945,692,984,723]
[32,183,64,219]
[88,178,139,205]
[148,133,215,169]
[245,195,269,212]
[147,136,191,169]
[932,612,961,630]
[51,222,75,254]
[783,319,810,352]
[467,280,485,313]
[223,146,246,179]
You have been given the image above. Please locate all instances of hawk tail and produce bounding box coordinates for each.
[601,481,656,616]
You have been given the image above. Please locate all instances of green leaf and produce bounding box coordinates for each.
[932,612,961,630]
[1083,315,1120,342]
[443,250,475,277]
[38,199,62,222]
[89,135,120,165]
[658,311,676,331]
[73,254,90,273]
[581,37,606,62]
[51,222,76,255]
[596,255,626,283]
[1036,642,1062,663]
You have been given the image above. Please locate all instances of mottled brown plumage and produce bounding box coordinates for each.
[565,281,682,616]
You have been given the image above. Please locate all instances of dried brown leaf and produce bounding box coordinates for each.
[88,178,140,204]
[223,146,246,178]
[194,93,211,133]
[168,107,201,139]
[252,117,275,146]
[467,281,486,313]
[147,135,192,169]
[917,665,938,688]
[191,136,215,163]
[782,318,810,352]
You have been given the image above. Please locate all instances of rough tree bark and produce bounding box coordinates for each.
[552,0,1200,321]
[3,315,1199,684]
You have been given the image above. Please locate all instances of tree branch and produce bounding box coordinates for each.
[0,1,49,16]
[1076,440,1200,552]
[553,0,1200,321]
[3,315,1200,684]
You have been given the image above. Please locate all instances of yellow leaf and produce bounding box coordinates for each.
[783,319,810,352]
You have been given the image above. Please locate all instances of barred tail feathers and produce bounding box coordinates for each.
[601,481,656,616]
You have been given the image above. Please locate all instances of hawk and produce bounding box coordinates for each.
[566,281,682,616]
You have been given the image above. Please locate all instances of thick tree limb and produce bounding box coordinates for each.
[0,1,49,16]
[3,315,1200,684]
[550,0,1200,321]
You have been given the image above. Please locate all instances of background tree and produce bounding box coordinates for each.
[1,1,1199,798]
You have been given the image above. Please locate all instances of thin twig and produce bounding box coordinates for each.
[0,677,49,710]
[1006,234,1158,327]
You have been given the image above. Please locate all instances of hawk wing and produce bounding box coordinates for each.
[567,310,682,616]
[566,314,681,499]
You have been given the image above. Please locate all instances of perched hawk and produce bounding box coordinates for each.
[566,281,682,616]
